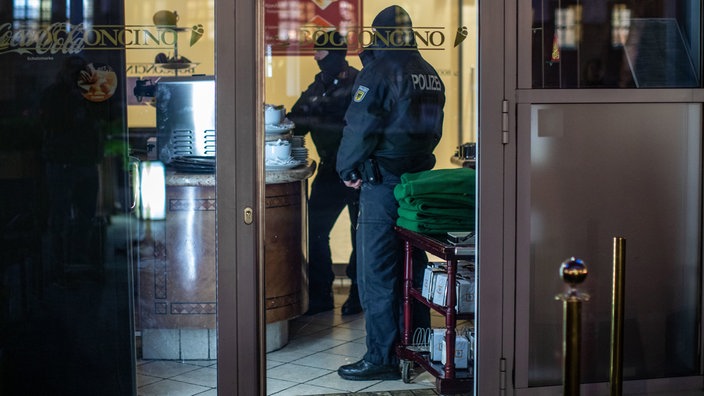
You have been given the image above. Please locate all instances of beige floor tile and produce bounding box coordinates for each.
[138,280,446,396]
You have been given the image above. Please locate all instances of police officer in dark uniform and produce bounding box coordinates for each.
[336,5,446,380]
[286,31,362,316]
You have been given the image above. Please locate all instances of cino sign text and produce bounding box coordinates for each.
[0,22,182,55]
[268,26,447,54]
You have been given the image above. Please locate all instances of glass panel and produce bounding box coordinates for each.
[124,2,218,394]
[522,103,701,385]
[0,1,135,393]
[531,0,701,88]
[263,0,478,393]
[0,0,217,393]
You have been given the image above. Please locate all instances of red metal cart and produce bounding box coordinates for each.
[395,226,475,395]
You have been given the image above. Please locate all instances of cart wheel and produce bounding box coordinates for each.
[401,360,412,383]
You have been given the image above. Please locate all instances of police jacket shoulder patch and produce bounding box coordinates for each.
[354,85,370,102]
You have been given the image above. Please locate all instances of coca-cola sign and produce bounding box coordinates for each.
[0,22,203,56]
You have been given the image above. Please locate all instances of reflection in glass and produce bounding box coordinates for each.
[0,1,134,394]
[532,0,700,88]
[525,103,701,385]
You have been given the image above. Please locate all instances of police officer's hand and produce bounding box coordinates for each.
[344,179,362,189]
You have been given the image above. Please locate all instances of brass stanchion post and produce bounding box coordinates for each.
[610,237,626,396]
[556,257,589,396]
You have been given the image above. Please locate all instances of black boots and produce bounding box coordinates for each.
[338,359,400,380]
[305,288,334,315]
[305,300,334,315]
[341,284,362,316]
[306,284,362,316]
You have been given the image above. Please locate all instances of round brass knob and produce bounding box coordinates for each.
[560,257,587,287]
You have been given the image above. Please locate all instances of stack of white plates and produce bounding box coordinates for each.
[291,147,308,161]
[265,130,292,142]
[265,158,302,170]
[265,119,294,134]
[290,135,305,148]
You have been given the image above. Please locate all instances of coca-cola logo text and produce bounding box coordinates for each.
[0,23,186,55]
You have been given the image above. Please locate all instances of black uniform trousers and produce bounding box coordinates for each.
[307,159,360,303]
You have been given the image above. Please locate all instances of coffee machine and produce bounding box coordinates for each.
[153,75,215,172]
[453,142,476,169]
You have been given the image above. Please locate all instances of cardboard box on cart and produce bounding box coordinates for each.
[429,328,470,369]
[421,263,446,301]
[431,273,475,314]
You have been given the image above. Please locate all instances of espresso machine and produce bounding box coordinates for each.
[136,75,216,172]
[452,142,476,169]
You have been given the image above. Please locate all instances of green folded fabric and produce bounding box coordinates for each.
[396,216,473,234]
[394,168,477,234]
[398,205,473,221]
[398,194,475,210]
[394,168,476,200]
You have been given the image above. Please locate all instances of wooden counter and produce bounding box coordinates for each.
[137,161,315,357]
[264,160,315,323]
[137,172,216,333]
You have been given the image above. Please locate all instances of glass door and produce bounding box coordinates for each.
[261,0,485,394]
[0,0,219,394]
[511,0,703,394]
[0,1,136,394]
[125,2,218,395]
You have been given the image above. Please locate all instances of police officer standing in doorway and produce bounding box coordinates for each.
[336,5,446,380]
[287,31,362,316]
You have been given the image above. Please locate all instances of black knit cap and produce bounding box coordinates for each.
[313,31,347,51]
[314,31,348,77]
[372,5,413,32]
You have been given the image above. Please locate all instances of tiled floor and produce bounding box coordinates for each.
[265,280,441,395]
[137,359,217,395]
[136,279,450,395]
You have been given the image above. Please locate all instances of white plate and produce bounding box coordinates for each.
[265,121,294,134]
[291,141,305,148]
[265,131,292,142]
[266,159,302,170]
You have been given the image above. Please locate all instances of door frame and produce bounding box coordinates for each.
[216,0,265,395]
[215,0,513,394]
[476,0,512,393]
[508,0,704,394]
